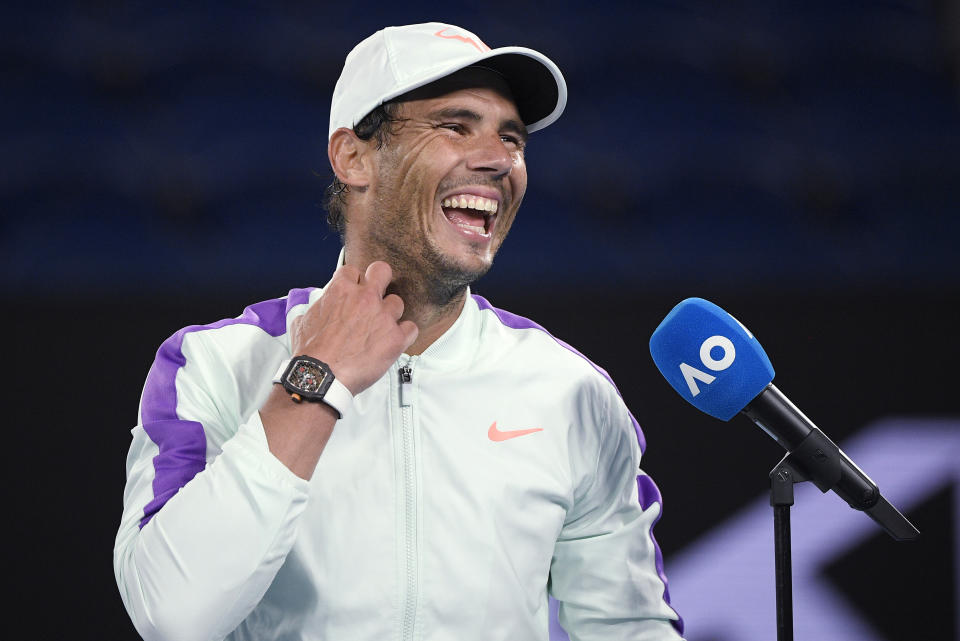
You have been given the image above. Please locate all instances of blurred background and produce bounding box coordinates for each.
[3,1,957,639]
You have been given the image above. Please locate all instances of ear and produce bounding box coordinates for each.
[328,127,372,188]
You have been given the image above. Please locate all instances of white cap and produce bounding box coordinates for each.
[329,22,567,139]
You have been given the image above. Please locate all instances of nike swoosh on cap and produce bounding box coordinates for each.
[487,421,543,442]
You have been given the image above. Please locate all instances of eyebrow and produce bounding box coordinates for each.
[428,107,529,143]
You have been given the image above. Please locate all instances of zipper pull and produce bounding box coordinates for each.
[399,364,413,407]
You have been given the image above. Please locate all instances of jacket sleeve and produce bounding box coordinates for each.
[549,386,685,641]
[113,327,310,641]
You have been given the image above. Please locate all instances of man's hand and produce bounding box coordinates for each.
[290,261,419,395]
[260,261,417,479]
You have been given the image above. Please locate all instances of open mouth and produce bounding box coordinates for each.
[441,194,498,238]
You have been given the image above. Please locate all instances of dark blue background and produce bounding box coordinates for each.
[4,3,956,639]
[4,1,958,297]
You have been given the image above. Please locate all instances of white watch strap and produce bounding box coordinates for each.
[320,378,353,420]
[272,358,353,420]
[272,360,288,384]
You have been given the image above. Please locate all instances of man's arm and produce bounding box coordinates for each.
[114,261,417,641]
[549,391,685,641]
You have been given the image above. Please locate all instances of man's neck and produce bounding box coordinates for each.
[342,247,468,356]
[388,273,467,355]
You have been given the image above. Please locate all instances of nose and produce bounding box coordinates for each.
[464,132,514,177]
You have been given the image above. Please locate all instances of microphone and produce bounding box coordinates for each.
[649,297,919,541]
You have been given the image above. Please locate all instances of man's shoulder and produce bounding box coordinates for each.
[155,287,317,366]
[471,294,643,444]
[471,294,615,387]
[173,288,312,338]
[141,287,318,426]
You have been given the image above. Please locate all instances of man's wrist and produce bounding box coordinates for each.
[273,357,354,419]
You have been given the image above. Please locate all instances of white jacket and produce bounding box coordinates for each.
[114,277,684,641]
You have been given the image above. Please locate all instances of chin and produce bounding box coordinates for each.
[451,246,498,279]
[421,243,494,295]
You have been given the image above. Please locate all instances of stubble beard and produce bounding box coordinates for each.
[368,193,494,313]
[418,239,491,306]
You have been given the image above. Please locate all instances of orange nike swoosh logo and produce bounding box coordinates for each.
[488,421,543,442]
[434,28,490,53]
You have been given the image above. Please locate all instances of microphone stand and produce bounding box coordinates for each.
[768,453,808,641]
[763,426,920,641]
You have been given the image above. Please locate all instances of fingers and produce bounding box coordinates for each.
[362,261,393,297]
[382,293,405,320]
[287,259,416,396]
[331,260,392,297]
[333,263,362,285]
[398,320,419,351]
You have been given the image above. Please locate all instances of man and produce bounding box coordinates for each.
[114,22,685,641]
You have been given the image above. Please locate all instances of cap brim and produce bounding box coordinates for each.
[476,47,567,134]
[366,45,566,136]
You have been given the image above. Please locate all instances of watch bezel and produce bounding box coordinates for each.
[281,356,335,402]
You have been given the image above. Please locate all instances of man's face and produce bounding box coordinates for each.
[356,68,528,305]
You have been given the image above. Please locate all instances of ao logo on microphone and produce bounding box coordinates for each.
[680,335,736,397]
[650,298,774,420]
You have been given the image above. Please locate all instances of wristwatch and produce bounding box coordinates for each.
[273,356,353,419]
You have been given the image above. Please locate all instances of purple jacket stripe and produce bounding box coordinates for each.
[637,474,683,635]
[137,288,313,528]
[473,294,683,635]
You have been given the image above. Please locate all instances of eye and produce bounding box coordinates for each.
[501,134,526,150]
[439,123,466,134]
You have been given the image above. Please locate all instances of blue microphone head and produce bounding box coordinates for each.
[649,298,775,421]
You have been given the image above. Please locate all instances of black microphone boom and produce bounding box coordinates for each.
[742,383,919,541]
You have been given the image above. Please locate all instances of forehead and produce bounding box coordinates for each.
[395,67,520,119]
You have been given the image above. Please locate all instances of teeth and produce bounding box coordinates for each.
[442,194,499,214]
[453,222,490,236]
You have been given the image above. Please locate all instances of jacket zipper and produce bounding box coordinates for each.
[398,357,418,640]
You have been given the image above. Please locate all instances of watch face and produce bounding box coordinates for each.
[288,359,329,393]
